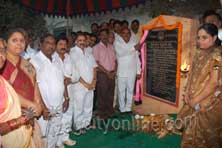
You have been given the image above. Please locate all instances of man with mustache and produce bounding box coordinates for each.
[130,19,140,43]
[30,34,70,148]
[69,33,97,135]
[114,28,141,115]
[53,35,79,146]
[93,29,117,119]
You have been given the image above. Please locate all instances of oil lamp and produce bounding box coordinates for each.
[180,61,190,78]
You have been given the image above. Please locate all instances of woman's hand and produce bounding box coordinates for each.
[31,103,42,117]
[188,98,199,108]
[22,108,35,121]
[42,107,50,120]
[183,92,191,105]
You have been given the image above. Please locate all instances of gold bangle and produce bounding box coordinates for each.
[7,119,20,130]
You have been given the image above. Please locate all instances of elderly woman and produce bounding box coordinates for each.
[1,28,46,147]
[179,23,222,147]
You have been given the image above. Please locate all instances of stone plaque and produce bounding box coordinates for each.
[145,28,178,104]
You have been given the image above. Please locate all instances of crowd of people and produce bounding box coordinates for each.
[0,10,222,148]
[0,19,141,148]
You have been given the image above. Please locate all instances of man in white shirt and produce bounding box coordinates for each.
[114,28,141,114]
[131,19,140,43]
[53,35,80,147]
[113,20,122,35]
[21,29,38,60]
[85,32,96,54]
[30,34,69,148]
[69,33,97,135]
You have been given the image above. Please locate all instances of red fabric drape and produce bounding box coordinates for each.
[20,0,145,17]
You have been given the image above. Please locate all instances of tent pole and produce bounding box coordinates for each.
[66,0,71,36]
[66,16,69,36]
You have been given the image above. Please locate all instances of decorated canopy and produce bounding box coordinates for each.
[18,0,145,17]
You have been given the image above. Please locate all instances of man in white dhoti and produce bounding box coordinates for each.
[114,28,141,114]
[30,34,70,148]
[69,33,97,135]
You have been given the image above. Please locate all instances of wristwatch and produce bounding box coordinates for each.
[65,96,70,101]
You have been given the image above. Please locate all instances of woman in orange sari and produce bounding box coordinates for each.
[1,28,47,147]
[178,23,222,147]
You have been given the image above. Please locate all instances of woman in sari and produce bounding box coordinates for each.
[178,23,222,147]
[0,38,35,147]
[1,28,47,147]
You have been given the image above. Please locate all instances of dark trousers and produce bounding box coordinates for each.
[96,71,115,119]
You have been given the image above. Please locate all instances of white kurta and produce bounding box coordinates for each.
[31,51,64,108]
[114,33,141,77]
[114,33,141,112]
[53,52,80,83]
[53,52,80,144]
[131,31,140,43]
[85,46,93,55]
[69,46,97,130]
[30,51,65,148]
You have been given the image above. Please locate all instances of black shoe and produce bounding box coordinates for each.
[125,111,133,115]
[134,100,142,105]
[72,128,86,136]
[110,114,118,118]
[85,124,96,130]
[120,112,125,118]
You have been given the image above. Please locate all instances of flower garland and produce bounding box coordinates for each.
[135,15,182,106]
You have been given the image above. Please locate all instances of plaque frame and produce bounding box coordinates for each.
[141,15,182,107]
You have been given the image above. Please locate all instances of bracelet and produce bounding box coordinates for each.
[6,119,20,131]
[6,121,14,130]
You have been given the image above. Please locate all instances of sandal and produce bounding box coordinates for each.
[63,139,77,146]
[72,130,81,136]
[80,128,86,134]
[85,124,96,130]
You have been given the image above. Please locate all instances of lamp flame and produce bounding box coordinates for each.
[181,61,190,72]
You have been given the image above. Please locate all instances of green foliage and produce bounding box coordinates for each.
[0,0,47,40]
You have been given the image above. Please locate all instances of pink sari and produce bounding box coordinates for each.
[0,76,35,148]
[1,56,45,148]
